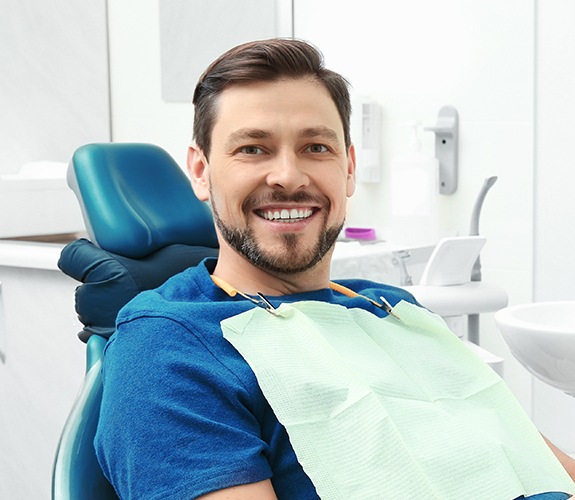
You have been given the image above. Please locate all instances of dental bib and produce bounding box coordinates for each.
[221,300,574,499]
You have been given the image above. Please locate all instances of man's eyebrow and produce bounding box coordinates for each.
[225,126,341,147]
[299,126,340,144]
[226,128,272,147]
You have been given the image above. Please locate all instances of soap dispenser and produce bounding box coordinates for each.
[389,122,440,246]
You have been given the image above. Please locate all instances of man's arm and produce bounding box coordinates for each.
[198,479,278,499]
[96,316,278,498]
[544,435,575,481]
[196,439,573,500]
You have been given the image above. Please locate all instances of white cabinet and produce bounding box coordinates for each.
[0,247,84,498]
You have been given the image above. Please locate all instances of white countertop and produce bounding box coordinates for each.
[0,240,65,270]
[0,238,435,277]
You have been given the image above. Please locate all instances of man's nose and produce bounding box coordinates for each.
[265,150,310,192]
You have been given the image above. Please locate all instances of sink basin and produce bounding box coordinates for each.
[495,301,575,396]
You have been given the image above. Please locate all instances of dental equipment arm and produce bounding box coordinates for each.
[468,175,498,344]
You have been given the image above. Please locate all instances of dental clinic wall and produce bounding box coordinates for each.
[107,0,575,452]
[0,0,110,175]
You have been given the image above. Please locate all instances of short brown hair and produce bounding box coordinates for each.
[192,38,352,157]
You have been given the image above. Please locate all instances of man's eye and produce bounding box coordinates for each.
[240,146,265,155]
[306,144,329,153]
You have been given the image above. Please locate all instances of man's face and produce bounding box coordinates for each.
[190,77,356,276]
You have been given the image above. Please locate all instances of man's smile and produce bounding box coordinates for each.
[256,207,315,223]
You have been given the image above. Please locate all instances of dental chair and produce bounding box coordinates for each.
[51,143,219,499]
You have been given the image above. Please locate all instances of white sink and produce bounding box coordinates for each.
[495,301,575,396]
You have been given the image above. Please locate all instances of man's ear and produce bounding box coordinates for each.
[187,145,210,201]
[346,144,357,198]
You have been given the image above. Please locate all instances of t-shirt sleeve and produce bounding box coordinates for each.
[95,315,273,499]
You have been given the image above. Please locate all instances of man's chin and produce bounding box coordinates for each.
[213,212,343,276]
[246,236,338,276]
[246,249,323,276]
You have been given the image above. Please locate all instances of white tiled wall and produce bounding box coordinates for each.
[0,0,109,238]
[106,0,197,167]
[0,0,110,175]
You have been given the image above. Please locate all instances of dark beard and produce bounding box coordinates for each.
[211,190,343,275]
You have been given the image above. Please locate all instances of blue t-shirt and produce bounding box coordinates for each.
[95,258,571,500]
[95,258,415,499]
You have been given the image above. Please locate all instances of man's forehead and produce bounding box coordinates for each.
[214,81,342,135]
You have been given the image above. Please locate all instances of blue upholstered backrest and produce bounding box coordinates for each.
[68,143,218,258]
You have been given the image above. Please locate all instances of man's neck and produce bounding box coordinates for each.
[212,246,333,296]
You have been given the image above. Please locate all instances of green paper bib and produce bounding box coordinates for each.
[221,300,574,499]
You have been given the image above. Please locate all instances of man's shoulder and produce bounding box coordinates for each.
[114,262,254,344]
[123,259,214,307]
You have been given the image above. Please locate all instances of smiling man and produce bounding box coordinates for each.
[188,76,355,293]
[95,39,575,499]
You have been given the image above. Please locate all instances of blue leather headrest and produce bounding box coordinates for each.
[59,238,218,341]
[68,143,218,258]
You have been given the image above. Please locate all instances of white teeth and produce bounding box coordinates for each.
[261,208,313,222]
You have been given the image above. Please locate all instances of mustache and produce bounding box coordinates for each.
[242,190,331,214]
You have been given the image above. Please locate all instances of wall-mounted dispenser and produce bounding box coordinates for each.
[353,99,382,183]
[425,106,459,195]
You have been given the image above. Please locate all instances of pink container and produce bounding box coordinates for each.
[344,227,376,241]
